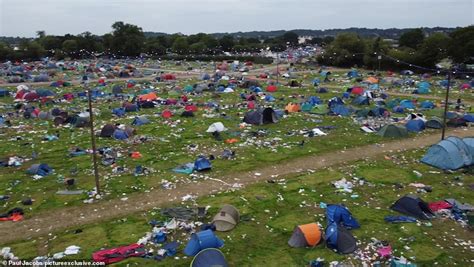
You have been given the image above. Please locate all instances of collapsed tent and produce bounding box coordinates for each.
[191,248,228,267]
[352,96,370,105]
[288,223,322,248]
[184,230,224,256]
[326,205,360,229]
[377,124,408,138]
[212,205,240,231]
[330,105,351,116]
[206,122,227,133]
[131,116,150,126]
[194,156,212,171]
[92,244,146,265]
[243,108,278,125]
[390,195,434,220]
[421,136,474,170]
[27,163,53,176]
[399,100,415,109]
[325,222,357,254]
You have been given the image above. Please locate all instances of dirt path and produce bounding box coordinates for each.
[1,128,472,244]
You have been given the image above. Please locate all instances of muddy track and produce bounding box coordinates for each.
[0,128,473,244]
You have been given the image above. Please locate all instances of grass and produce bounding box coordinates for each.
[4,148,473,266]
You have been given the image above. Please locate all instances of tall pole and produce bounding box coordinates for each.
[85,82,101,194]
[441,71,451,140]
[276,52,279,85]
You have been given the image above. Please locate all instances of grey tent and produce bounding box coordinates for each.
[377,124,408,138]
[112,84,124,94]
[243,108,278,125]
[74,116,90,128]
[100,124,116,137]
[212,205,240,231]
[425,117,444,129]
[38,111,53,120]
[124,126,136,137]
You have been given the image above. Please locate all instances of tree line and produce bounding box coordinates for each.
[0,22,472,71]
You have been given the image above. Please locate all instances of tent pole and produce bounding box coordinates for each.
[86,84,101,195]
[441,71,451,140]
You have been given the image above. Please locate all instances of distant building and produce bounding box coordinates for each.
[298,36,313,44]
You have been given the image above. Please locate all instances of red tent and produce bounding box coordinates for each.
[162,109,173,119]
[92,244,145,265]
[351,87,364,95]
[247,101,255,109]
[24,92,40,102]
[181,95,188,102]
[63,93,74,101]
[266,85,277,92]
[15,90,27,100]
[259,73,268,78]
[161,74,176,80]
[185,105,198,112]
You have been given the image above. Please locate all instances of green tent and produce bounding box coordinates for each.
[184,85,194,93]
[377,124,408,138]
[386,99,400,109]
[355,109,370,118]
[425,117,444,129]
[301,102,313,112]
[311,105,328,115]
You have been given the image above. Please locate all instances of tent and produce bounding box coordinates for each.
[420,101,435,109]
[206,122,226,133]
[36,89,55,97]
[301,102,313,112]
[112,85,123,94]
[243,108,278,125]
[351,96,370,105]
[0,89,9,97]
[425,117,444,129]
[317,87,328,93]
[38,111,53,120]
[328,97,344,108]
[311,105,328,115]
[113,129,129,140]
[365,77,378,84]
[138,92,157,102]
[463,114,474,122]
[288,223,322,248]
[27,163,53,176]
[191,248,228,267]
[325,222,357,254]
[132,116,150,126]
[401,70,414,75]
[390,195,434,220]
[399,100,415,109]
[184,230,224,256]
[463,137,474,156]
[92,244,146,265]
[447,118,467,128]
[377,125,408,138]
[330,105,351,116]
[285,103,300,113]
[421,136,473,170]
[405,120,425,132]
[307,96,322,105]
[100,124,116,137]
[194,156,212,171]
[351,87,364,95]
[392,106,405,113]
[326,205,360,229]
[124,103,139,112]
[266,85,277,92]
[347,70,359,78]
[112,107,126,117]
[201,73,211,80]
[416,82,430,94]
[212,205,240,231]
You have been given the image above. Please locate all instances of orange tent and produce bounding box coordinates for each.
[285,103,301,113]
[288,223,322,247]
[130,152,142,159]
[138,92,157,102]
[366,77,378,84]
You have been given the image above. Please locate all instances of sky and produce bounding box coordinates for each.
[0,0,473,37]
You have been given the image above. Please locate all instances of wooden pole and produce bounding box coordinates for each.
[441,71,451,140]
[86,83,101,194]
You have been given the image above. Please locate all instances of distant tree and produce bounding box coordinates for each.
[399,29,425,49]
[20,41,46,60]
[416,33,451,67]
[319,33,366,67]
[219,35,235,51]
[283,31,299,46]
[145,39,167,56]
[0,42,12,60]
[36,31,46,39]
[172,37,189,54]
[109,21,145,56]
[62,39,79,56]
[39,36,62,51]
[363,37,391,69]
[189,42,207,54]
[448,26,474,64]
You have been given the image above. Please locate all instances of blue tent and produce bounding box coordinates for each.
[420,101,435,109]
[406,120,425,132]
[184,230,224,256]
[417,82,430,94]
[401,70,414,75]
[132,116,150,126]
[201,73,211,80]
[328,97,344,108]
[399,100,415,109]
[326,205,360,229]
[36,88,55,97]
[393,106,405,113]
[463,137,474,157]
[308,96,322,106]
[463,114,474,122]
[342,92,350,99]
[318,87,328,93]
[369,84,379,90]
[331,105,351,116]
[370,107,388,117]
[421,137,474,170]
[325,222,357,254]
[173,163,195,174]
[27,163,53,176]
[33,74,50,82]
[352,96,370,105]
[312,78,320,86]
[194,156,212,171]
[191,248,228,267]
[347,70,359,78]
[0,88,9,97]
[264,95,275,102]
[445,136,473,167]
[112,108,126,117]
[113,129,129,140]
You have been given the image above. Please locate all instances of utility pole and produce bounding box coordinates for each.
[84,76,101,194]
[276,52,279,85]
[441,71,451,140]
